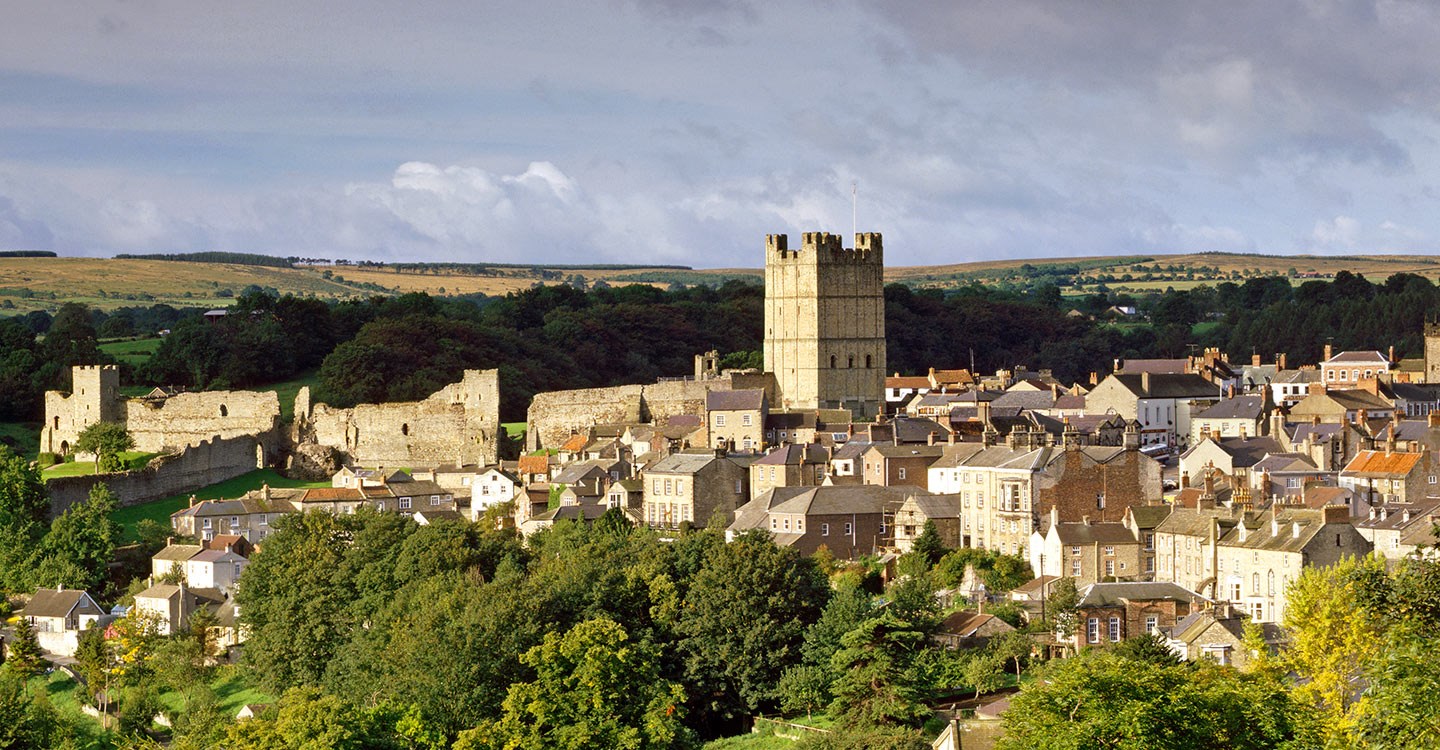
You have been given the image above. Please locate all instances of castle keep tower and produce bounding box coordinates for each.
[763,232,885,418]
[1426,322,1440,383]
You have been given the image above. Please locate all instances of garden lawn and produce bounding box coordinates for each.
[42,451,161,478]
[157,666,274,717]
[702,734,795,750]
[109,468,331,544]
[32,670,115,745]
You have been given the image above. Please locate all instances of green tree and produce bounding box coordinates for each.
[777,665,830,719]
[0,669,63,750]
[998,650,1298,750]
[458,618,692,750]
[678,530,829,723]
[0,447,49,591]
[1283,555,1385,746]
[1046,577,1080,640]
[989,630,1034,677]
[5,616,44,679]
[828,612,931,729]
[38,483,121,591]
[962,652,1005,700]
[909,520,947,569]
[73,421,135,473]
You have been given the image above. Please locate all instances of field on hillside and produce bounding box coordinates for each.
[4,251,1440,314]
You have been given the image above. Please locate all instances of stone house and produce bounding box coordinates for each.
[1249,453,1329,501]
[1074,582,1205,649]
[642,451,749,531]
[748,443,829,500]
[860,443,944,490]
[368,478,456,515]
[892,493,962,552]
[932,611,1015,650]
[1339,446,1436,506]
[1270,368,1319,407]
[1084,372,1222,449]
[884,374,932,412]
[1189,394,1268,444]
[170,487,301,542]
[1356,499,1440,560]
[1390,382,1440,417]
[727,484,912,558]
[1288,385,1394,424]
[826,440,871,482]
[605,479,643,511]
[1165,602,1283,669]
[1320,349,1391,386]
[1153,503,1247,598]
[1214,504,1371,623]
[132,583,227,635]
[707,389,768,452]
[185,548,248,594]
[151,543,203,581]
[1029,513,1141,587]
[17,587,109,657]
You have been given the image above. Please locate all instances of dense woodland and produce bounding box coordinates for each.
[2,269,1439,427]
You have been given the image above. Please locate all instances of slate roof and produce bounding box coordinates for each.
[1126,505,1173,530]
[1218,508,1352,553]
[1077,581,1206,608]
[1180,436,1285,469]
[1324,389,1394,410]
[937,611,1011,637]
[768,485,916,516]
[830,441,873,461]
[22,588,104,619]
[1119,359,1189,374]
[1251,453,1320,474]
[153,544,204,562]
[991,390,1056,411]
[1154,506,1244,537]
[767,411,818,430]
[1194,395,1265,421]
[889,416,950,442]
[646,452,719,475]
[1325,350,1389,364]
[753,444,829,466]
[1108,373,1220,399]
[135,584,225,607]
[901,493,961,520]
[707,388,766,411]
[1274,369,1321,385]
[1053,521,1138,545]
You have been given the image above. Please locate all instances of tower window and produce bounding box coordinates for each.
[866,355,872,368]
[219,404,227,417]
[402,423,410,436]
[848,356,854,368]
[830,356,837,369]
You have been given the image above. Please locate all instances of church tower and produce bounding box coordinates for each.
[763,232,886,418]
[1425,321,1440,383]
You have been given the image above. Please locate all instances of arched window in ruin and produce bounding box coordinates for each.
[60,441,69,455]
[830,355,837,369]
[53,416,59,430]
[220,404,228,417]
[848,355,854,368]
[866,354,872,368]
[402,423,410,436]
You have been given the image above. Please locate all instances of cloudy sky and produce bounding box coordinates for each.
[2,1,1440,267]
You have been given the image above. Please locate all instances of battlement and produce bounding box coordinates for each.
[765,231,883,264]
[1425,321,1440,337]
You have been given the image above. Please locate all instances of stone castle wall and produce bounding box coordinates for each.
[525,371,778,451]
[124,391,280,453]
[46,435,265,516]
[302,369,501,467]
[40,365,281,455]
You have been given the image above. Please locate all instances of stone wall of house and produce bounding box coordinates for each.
[300,369,501,468]
[46,435,266,516]
[1037,449,1162,523]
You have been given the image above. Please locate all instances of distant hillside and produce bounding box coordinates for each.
[4,251,1440,313]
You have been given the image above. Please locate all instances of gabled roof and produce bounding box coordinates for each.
[22,587,104,620]
[707,388,766,411]
[753,443,829,466]
[559,433,590,453]
[1104,373,1220,399]
[1052,521,1138,546]
[937,611,1012,637]
[900,493,961,520]
[888,416,950,443]
[1126,505,1173,530]
[1118,359,1188,374]
[768,485,915,516]
[767,411,818,430]
[1180,436,1285,469]
[1251,453,1320,474]
[1342,450,1424,477]
[135,583,225,607]
[1193,395,1265,421]
[517,455,552,475]
[990,390,1056,411]
[1077,581,1206,608]
[552,461,609,484]
[1218,507,1357,553]
[886,376,932,389]
[1324,350,1389,365]
[153,544,204,562]
[1323,389,1394,410]
[830,441,873,461]
[647,452,719,475]
[296,487,365,502]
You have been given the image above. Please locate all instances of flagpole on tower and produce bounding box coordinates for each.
[851,181,858,241]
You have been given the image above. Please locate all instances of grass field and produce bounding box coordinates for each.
[702,735,795,749]
[109,468,331,544]
[43,451,161,478]
[157,666,274,717]
[98,337,162,366]
[0,421,40,459]
[31,671,116,745]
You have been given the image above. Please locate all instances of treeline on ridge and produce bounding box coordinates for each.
[113,251,293,268]
[3,269,1440,426]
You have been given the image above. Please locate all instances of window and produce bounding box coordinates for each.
[1145,615,1158,633]
[652,480,661,495]
[400,497,412,510]
[1109,616,1121,642]
[1232,582,1242,600]
[234,562,244,578]
[1070,546,1081,555]
[1145,557,1155,574]
[1287,477,1300,489]
[665,479,673,495]
[741,413,751,426]
[848,356,854,368]
[1267,570,1274,596]
[1143,533,1154,551]
[230,516,239,527]
[898,467,907,480]
[1087,618,1100,643]
[771,518,778,530]
[1104,560,1115,576]
[258,514,268,526]
[430,495,442,506]
[866,355,872,368]
[1071,560,1081,575]
[797,519,804,532]
[844,522,853,536]
[1103,545,1115,556]
[715,414,726,427]
[830,355,837,368]
[822,523,830,536]
[202,518,212,530]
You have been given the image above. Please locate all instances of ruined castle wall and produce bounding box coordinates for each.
[306,369,501,467]
[526,385,646,451]
[124,391,281,453]
[46,435,264,517]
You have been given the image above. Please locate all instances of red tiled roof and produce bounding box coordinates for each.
[1343,450,1422,476]
[560,433,589,453]
[518,455,551,475]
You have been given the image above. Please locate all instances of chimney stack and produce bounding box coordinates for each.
[1324,343,1333,362]
[1141,371,1151,394]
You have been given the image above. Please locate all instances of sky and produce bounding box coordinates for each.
[3,1,1440,268]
